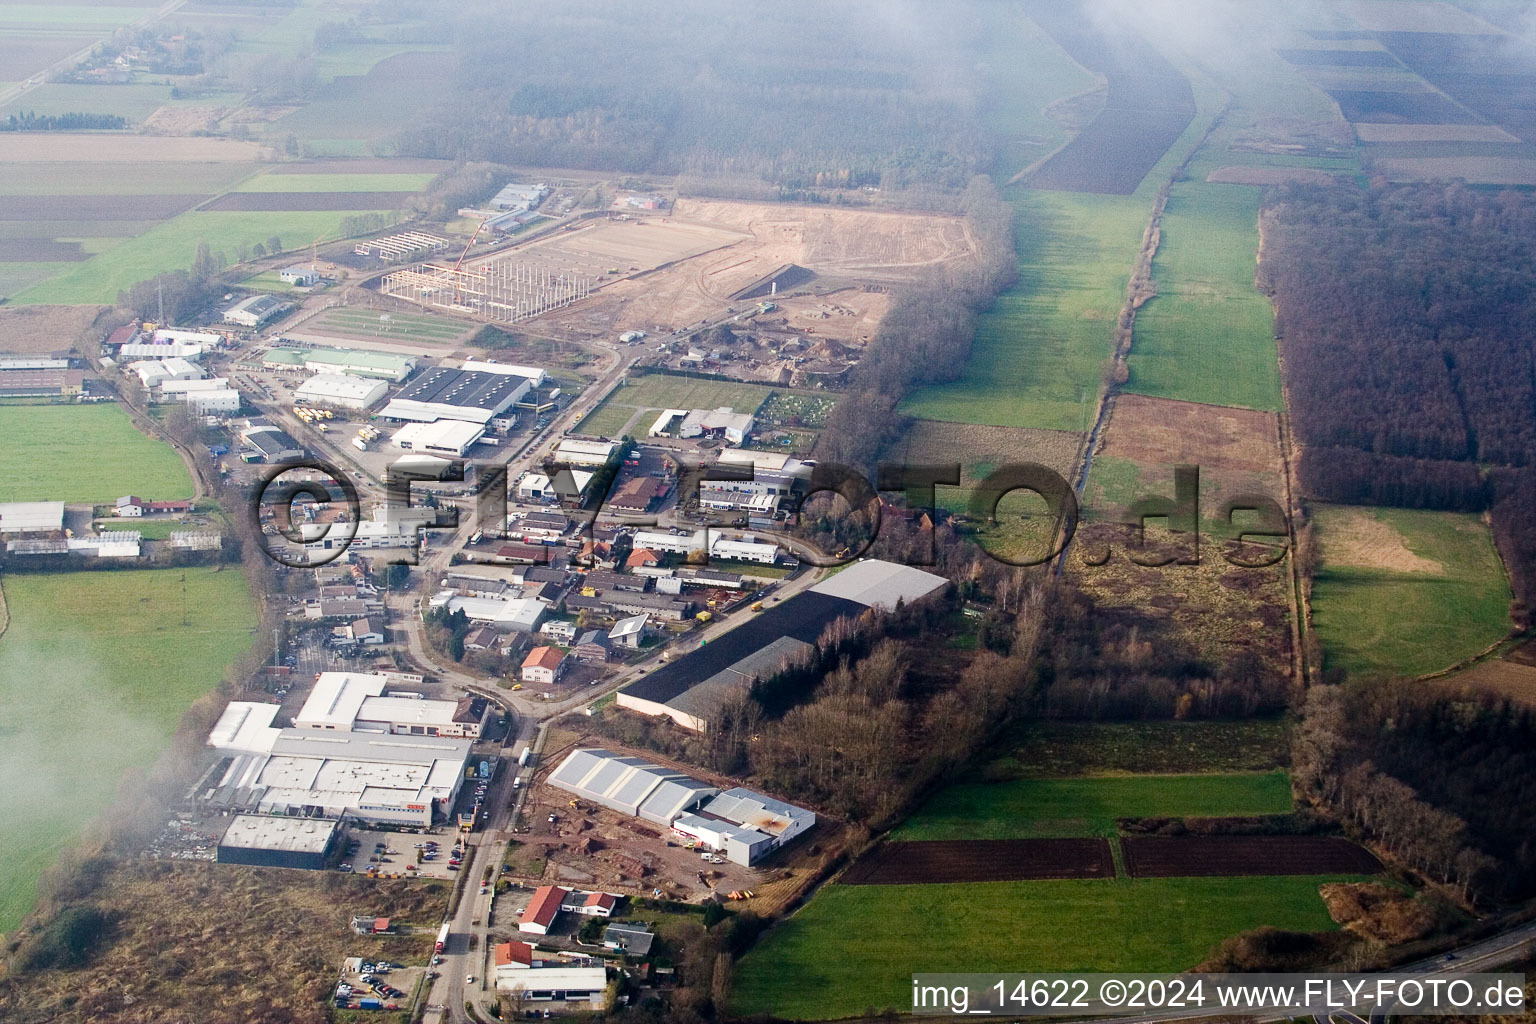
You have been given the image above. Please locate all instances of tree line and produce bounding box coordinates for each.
[1292,682,1525,903]
[1,112,126,132]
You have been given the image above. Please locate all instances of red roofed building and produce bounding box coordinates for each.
[519,885,568,934]
[494,939,541,969]
[521,645,566,685]
[561,890,619,918]
[625,548,661,569]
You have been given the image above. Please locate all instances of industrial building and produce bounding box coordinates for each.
[0,501,64,535]
[670,788,817,866]
[353,230,448,261]
[217,814,339,870]
[130,357,202,389]
[293,672,486,738]
[262,347,416,383]
[549,749,813,866]
[223,294,290,328]
[555,438,618,467]
[518,885,567,934]
[240,424,305,463]
[391,419,487,457]
[490,182,549,211]
[280,265,319,286]
[547,748,718,826]
[294,373,387,410]
[618,560,948,731]
[121,339,208,361]
[0,367,84,398]
[428,591,547,632]
[380,365,532,424]
[679,408,755,445]
[200,705,472,827]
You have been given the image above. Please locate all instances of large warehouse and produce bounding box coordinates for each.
[293,373,387,410]
[617,560,948,731]
[200,706,472,827]
[380,365,533,424]
[293,672,486,738]
[392,419,487,457]
[549,750,814,865]
[547,748,718,826]
[262,347,416,383]
[217,814,339,870]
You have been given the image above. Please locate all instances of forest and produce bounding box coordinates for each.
[1293,682,1533,903]
[393,0,1006,191]
[1260,182,1536,604]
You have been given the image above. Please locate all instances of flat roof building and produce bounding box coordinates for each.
[554,438,618,467]
[547,748,717,826]
[0,500,64,535]
[217,814,338,870]
[294,373,387,410]
[670,787,816,866]
[381,366,531,424]
[262,346,416,383]
[391,419,486,458]
[618,560,947,731]
[223,294,289,328]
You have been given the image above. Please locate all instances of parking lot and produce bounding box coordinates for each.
[339,827,463,880]
[337,955,427,1013]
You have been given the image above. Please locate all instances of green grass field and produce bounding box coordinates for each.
[891,772,1293,840]
[578,374,813,438]
[899,191,1149,431]
[305,306,472,343]
[0,568,256,934]
[731,874,1358,1019]
[1311,505,1512,679]
[0,82,173,123]
[0,404,192,503]
[1125,182,1282,411]
[10,209,387,305]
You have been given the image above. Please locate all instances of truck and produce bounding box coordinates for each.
[352,437,368,451]
[517,747,532,767]
[434,921,450,954]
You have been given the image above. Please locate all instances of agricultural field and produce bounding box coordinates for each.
[887,418,1082,514]
[1122,836,1382,878]
[1087,395,1284,527]
[1125,182,1282,412]
[1309,505,1512,679]
[0,82,173,125]
[841,838,1114,885]
[11,209,389,305]
[0,568,256,933]
[262,50,457,152]
[0,404,191,503]
[1438,641,1536,705]
[891,772,1293,841]
[577,374,811,440]
[901,191,1150,431]
[982,718,1292,779]
[299,305,476,345]
[731,873,1359,1018]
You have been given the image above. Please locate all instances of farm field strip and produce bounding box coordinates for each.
[731,874,1365,1019]
[1121,835,1382,877]
[900,191,1150,431]
[891,772,1294,841]
[1125,182,1282,411]
[839,838,1114,885]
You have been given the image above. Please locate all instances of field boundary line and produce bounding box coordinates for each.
[0,575,9,644]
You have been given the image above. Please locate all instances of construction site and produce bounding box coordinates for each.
[380,199,979,341]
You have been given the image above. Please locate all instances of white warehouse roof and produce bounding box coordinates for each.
[808,559,948,610]
[548,748,717,825]
[0,500,65,534]
[207,701,283,755]
[294,373,387,408]
[219,813,337,855]
[293,672,387,730]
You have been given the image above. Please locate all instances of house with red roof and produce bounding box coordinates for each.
[561,890,619,918]
[518,884,568,934]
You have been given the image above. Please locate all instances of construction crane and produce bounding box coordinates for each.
[451,216,490,307]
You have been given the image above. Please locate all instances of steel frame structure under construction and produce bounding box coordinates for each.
[382,259,594,323]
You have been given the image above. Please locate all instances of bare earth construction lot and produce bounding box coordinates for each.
[516,200,976,340]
